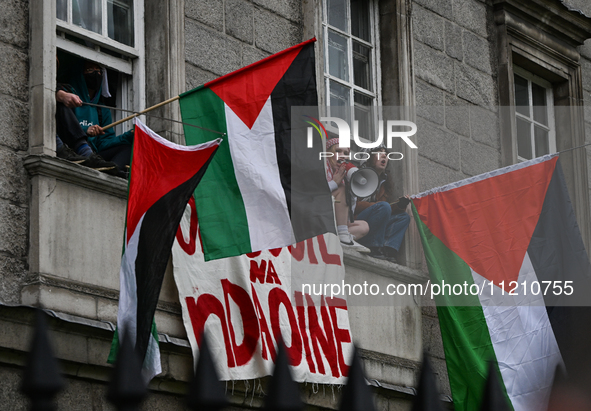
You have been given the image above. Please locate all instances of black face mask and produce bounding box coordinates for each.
[84,72,102,91]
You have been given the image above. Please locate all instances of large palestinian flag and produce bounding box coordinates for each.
[110,119,220,381]
[179,38,335,261]
[412,154,591,411]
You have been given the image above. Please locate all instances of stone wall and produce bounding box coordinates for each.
[184,0,304,90]
[412,0,501,397]
[413,0,500,193]
[0,0,29,304]
[576,2,591,221]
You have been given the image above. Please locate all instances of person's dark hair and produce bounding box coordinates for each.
[366,146,388,168]
[366,146,396,202]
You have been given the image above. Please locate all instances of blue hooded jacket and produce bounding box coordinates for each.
[66,62,133,153]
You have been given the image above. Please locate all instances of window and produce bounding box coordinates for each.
[495,0,591,250]
[57,0,135,48]
[513,67,556,161]
[55,0,145,136]
[322,0,379,141]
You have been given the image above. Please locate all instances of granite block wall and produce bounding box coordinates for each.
[184,0,303,90]
[0,0,29,304]
[412,0,501,397]
[413,0,500,194]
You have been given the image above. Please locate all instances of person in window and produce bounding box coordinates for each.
[325,138,370,253]
[354,146,411,263]
[55,58,118,172]
[65,59,134,174]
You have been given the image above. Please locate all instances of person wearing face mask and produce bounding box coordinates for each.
[354,146,411,263]
[55,57,118,171]
[65,59,134,175]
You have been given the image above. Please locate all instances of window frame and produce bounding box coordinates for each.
[495,0,591,251]
[321,0,382,142]
[513,65,556,161]
[55,0,145,138]
[56,0,139,55]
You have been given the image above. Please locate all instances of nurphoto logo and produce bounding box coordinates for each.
[304,116,418,161]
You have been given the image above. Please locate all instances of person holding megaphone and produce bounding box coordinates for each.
[353,145,411,263]
[325,138,371,253]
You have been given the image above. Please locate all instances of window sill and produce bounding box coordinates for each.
[343,247,428,284]
[24,154,128,199]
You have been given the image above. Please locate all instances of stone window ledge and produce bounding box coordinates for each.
[23,154,128,199]
[23,156,428,284]
[343,248,428,284]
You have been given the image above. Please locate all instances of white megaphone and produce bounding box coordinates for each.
[349,167,380,198]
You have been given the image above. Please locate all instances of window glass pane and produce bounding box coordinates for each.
[108,0,134,46]
[73,0,102,35]
[327,0,347,32]
[330,80,350,107]
[514,74,529,117]
[531,83,548,125]
[57,0,67,21]
[328,31,349,82]
[353,41,372,91]
[354,92,373,140]
[351,0,370,42]
[534,126,549,157]
[516,117,532,160]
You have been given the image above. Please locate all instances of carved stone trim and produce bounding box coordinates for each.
[494,0,591,251]
[493,0,591,47]
[24,272,182,315]
[343,248,429,285]
[379,0,421,270]
[24,154,128,198]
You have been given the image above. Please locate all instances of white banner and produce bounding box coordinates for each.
[172,198,353,384]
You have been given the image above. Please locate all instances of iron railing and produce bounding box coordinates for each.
[21,309,542,411]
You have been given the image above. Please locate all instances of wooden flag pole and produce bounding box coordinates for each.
[101,95,180,130]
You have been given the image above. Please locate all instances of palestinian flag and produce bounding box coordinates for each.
[412,154,591,411]
[179,38,335,261]
[109,119,220,380]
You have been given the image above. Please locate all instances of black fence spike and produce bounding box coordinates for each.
[479,361,511,411]
[20,309,65,411]
[106,327,147,411]
[263,341,303,411]
[186,332,228,411]
[339,345,376,411]
[411,354,444,411]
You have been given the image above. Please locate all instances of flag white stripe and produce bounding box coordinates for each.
[472,252,562,411]
[412,153,558,199]
[117,213,162,381]
[224,97,293,251]
[117,215,143,343]
[143,331,161,382]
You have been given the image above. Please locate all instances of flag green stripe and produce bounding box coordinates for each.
[179,88,251,259]
[412,203,511,411]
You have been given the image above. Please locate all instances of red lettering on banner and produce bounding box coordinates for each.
[305,294,340,378]
[307,239,318,264]
[251,285,277,362]
[250,260,282,285]
[185,295,236,367]
[317,235,341,266]
[326,297,351,376]
[249,260,267,283]
[269,248,282,257]
[289,241,305,261]
[294,292,317,373]
[268,288,303,366]
[246,251,262,258]
[175,197,198,255]
[221,279,260,366]
[265,260,281,285]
